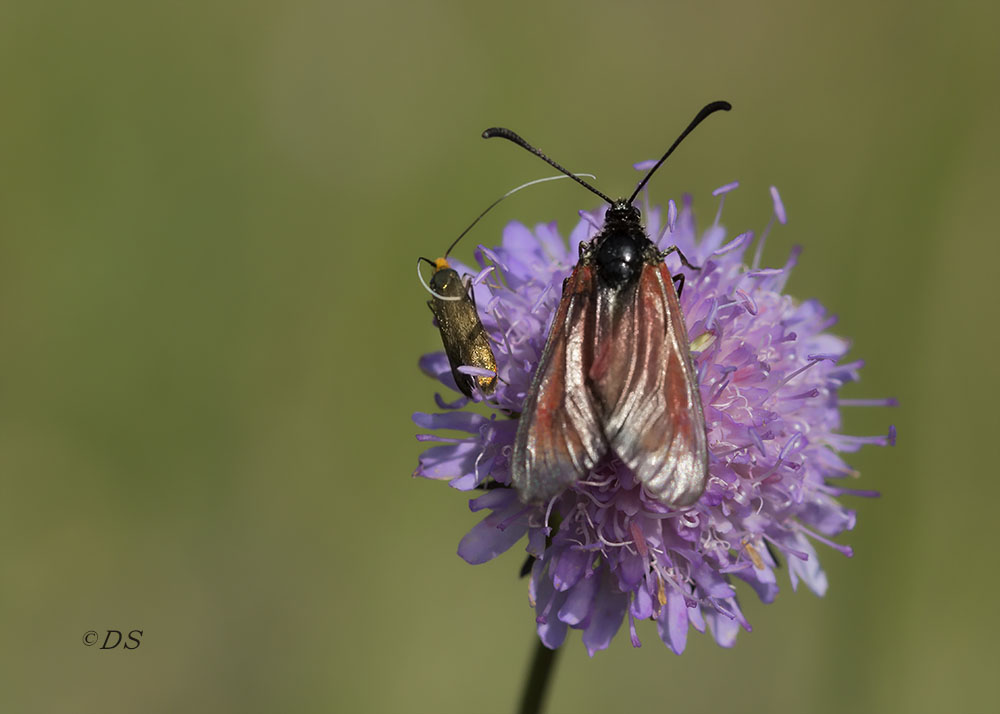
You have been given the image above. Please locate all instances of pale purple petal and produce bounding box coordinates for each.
[616,554,645,589]
[412,411,486,433]
[501,221,537,255]
[735,565,780,604]
[656,588,689,655]
[551,547,589,592]
[526,527,546,557]
[414,442,480,480]
[787,535,829,596]
[418,352,460,393]
[582,584,628,656]
[770,186,787,224]
[631,582,653,620]
[688,602,706,633]
[798,494,857,536]
[450,465,492,491]
[468,488,517,512]
[706,609,741,648]
[537,616,568,649]
[418,352,451,380]
[558,574,598,626]
[458,498,530,565]
[533,221,568,262]
[456,365,497,379]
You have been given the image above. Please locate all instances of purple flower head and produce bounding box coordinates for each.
[413,180,894,656]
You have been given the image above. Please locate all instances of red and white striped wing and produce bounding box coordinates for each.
[588,262,708,507]
[510,266,606,503]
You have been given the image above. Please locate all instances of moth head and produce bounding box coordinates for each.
[428,264,465,298]
[604,200,641,229]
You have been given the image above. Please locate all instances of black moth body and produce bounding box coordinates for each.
[483,101,730,508]
[426,258,497,399]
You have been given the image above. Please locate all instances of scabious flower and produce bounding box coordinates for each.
[413,178,894,656]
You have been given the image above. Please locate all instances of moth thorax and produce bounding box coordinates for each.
[429,267,464,297]
[595,231,645,287]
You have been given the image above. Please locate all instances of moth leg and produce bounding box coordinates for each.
[765,540,782,569]
[672,272,685,297]
[462,275,478,307]
[519,554,535,578]
[662,245,701,271]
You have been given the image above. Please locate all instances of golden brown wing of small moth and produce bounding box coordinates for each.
[427,259,497,398]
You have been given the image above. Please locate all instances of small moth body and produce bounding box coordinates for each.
[420,174,597,400]
[426,259,497,398]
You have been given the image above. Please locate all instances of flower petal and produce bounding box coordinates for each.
[558,573,598,626]
[458,499,529,565]
[656,588,689,655]
[413,442,480,480]
[582,577,628,657]
[787,534,829,596]
[551,547,588,592]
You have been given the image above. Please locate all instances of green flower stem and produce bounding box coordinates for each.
[518,638,560,714]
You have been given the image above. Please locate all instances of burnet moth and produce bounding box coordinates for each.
[483,100,731,507]
[418,175,596,399]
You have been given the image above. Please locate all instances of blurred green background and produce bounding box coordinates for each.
[1,0,996,712]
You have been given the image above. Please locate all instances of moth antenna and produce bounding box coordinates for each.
[483,128,615,206]
[415,257,463,302]
[628,101,732,204]
[444,173,597,258]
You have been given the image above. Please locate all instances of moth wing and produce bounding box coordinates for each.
[511,266,606,503]
[428,270,497,398]
[589,262,708,507]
